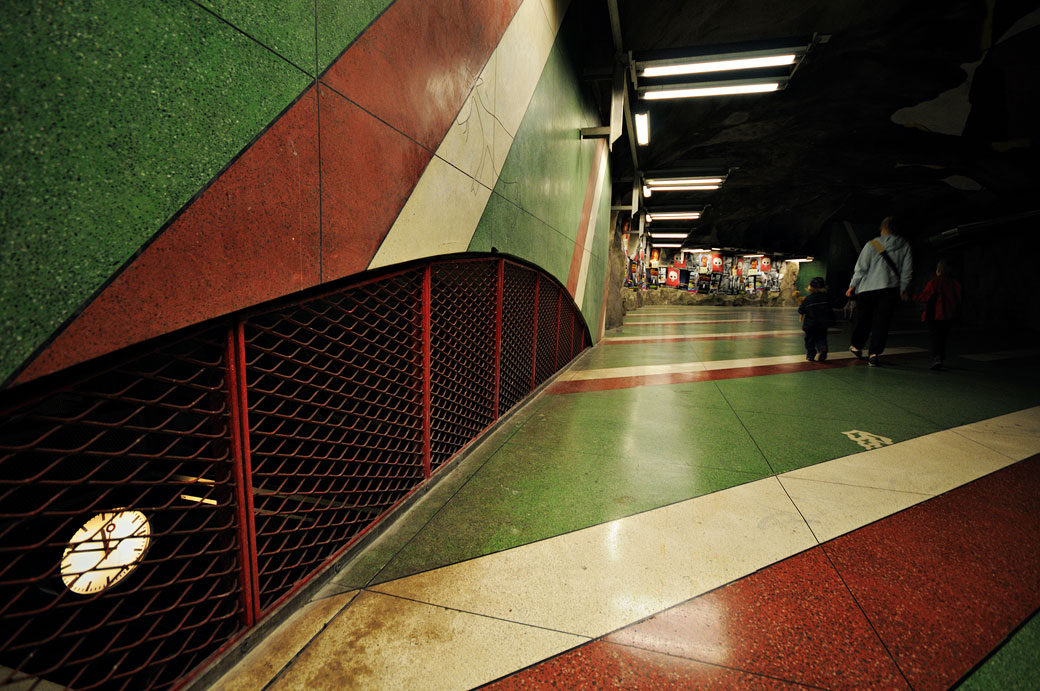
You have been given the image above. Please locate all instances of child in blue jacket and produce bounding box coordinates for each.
[799,277,836,361]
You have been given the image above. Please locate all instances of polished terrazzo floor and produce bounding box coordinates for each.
[212,305,1040,690]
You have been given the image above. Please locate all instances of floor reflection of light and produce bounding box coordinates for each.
[605,520,622,561]
[622,598,730,665]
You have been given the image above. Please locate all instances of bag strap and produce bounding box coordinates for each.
[869,238,900,278]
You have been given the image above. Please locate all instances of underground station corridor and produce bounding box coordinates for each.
[2,0,1038,689]
[207,306,1040,690]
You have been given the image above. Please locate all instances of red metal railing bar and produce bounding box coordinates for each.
[225,324,255,629]
[493,259,504,420]
[234,320,262,620]
[422,264,432,480]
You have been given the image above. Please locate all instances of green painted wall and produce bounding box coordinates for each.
[468,26,609,334]
[0,0,392,384]
[795,260,827,295]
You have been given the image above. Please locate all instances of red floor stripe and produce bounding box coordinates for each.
[548,352,918,393]
[487,455,1040,690]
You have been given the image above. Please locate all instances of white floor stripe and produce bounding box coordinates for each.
[603,328,824,343]
[622,318,782,325]
[561,347,926,381]
[223,407,1040,691]
[372,407,1039,642]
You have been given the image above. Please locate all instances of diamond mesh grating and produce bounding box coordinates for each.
[242,271,425,612]
[429,260,498,469]
[0,326,243,691]
[556,299,576,371]
[533,281,562,387]
[498,263,538,414]
[0,255,590,688]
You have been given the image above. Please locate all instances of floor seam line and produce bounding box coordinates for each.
[600,639,833,691]
[359,588,594,640]
[818,544,916,690]
[258,588,361,691]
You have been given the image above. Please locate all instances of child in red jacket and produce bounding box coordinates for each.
[915,260,962,370]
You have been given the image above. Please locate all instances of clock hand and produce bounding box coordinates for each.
[99,519,114,556]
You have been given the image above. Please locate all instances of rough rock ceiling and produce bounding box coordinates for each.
[573,0,1040,253]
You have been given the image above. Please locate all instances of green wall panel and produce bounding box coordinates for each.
[0,0,312,383]
[491,38,598,245]
[795,259,827,294]
[199,0,318,73]
[470,192,573,288]
[317,0,396,73]
[471,10,609,335]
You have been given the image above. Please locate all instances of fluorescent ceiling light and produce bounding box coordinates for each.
[646,212,701,222]
[648,233,688,239]
[648,185,719,191]
[743,253,765,258]
[787,257,814,262]
[643,185,652,198]
[685,248,710,252]
[643,82,780,100]
[652,243,683,248]
[642,54,796,78]
[634,112,650,145]
[646,177,724,185]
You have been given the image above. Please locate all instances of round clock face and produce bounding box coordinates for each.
[61,510,151,595]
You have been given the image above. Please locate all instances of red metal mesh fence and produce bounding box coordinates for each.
[498,263,537,414]
[533,280,562,387]
[428,261,498,470]
[556,298,577,371]
[241,270,426,612]
[0,327,244,691]
[0,256,588,688]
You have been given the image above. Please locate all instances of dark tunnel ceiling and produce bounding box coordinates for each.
[573,0,1040,253]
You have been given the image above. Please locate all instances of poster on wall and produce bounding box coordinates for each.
[697,274,711,292]
[699,254,710,273]
[678,269,690,290]
[711,254,724,272]
[709,273,722,292]
[651,249,660,264]
[666,267,680,287]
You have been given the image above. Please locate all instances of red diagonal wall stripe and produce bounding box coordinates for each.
[321,0,523,151]
[566,140,606,298]
[15,0,526,386]
[17,87,322,385]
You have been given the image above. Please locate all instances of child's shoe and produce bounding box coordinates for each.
[849,346,864,359]
[868,354,880,367]
[806,353,816,362]
[818,348,828,362]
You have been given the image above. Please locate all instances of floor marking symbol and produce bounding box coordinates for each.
[842,430,894,450]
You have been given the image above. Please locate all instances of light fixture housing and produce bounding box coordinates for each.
[646,211,702,223]
[786,257,815,263]
[634,40,810,101]
[637,48,803,78]
[651,243,683,248]
[648,232,688,239]
[634,112,650,145]
[642,80,782,100]
[645,177,724,186]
